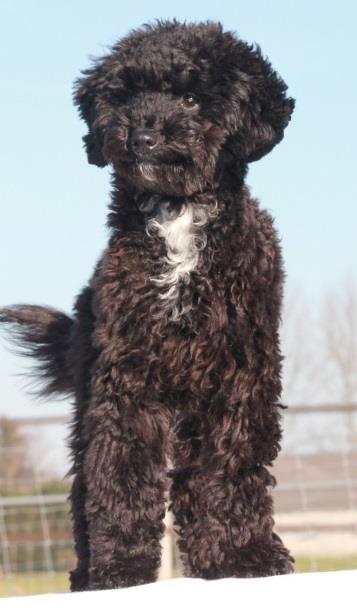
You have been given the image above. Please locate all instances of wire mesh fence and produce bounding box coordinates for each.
[0,404,356,596]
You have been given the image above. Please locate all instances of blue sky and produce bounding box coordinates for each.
[0,0,356,416]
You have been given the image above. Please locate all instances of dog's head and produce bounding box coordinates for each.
[74,20,294,197]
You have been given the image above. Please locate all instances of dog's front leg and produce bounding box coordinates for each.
[82,348,172,590]
[171,404,294,579]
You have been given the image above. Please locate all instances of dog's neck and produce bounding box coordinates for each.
[107,168,246,234]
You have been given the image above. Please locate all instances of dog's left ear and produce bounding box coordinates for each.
[233,43,295,163]
[73,63,109,168]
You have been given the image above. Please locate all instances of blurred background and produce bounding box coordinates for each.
[1,0,356,597]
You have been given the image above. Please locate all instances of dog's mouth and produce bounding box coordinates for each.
[131,154,193,183]
[136,161,182,184]
[115,148,203,196]
[134,153,192,167]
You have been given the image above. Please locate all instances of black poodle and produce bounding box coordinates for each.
[0,19,295,589]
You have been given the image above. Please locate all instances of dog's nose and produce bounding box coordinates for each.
[130,129,158,152]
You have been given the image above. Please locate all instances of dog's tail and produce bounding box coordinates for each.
[0,305,74,398]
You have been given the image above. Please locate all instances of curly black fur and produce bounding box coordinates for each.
[0,19,295,589]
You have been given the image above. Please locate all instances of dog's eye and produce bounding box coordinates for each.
[181,93,199,109]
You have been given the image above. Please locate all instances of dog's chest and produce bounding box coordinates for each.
[144,201,209,321]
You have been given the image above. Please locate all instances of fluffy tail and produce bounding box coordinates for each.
[0,305,74,398]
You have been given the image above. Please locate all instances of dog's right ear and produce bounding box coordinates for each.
[73,64,108,168]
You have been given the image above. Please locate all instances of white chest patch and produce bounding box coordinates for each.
[145,200,213,321]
